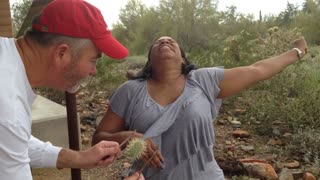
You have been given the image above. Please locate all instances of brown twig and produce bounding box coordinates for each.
[138,146,159,172]
[120,130,136,149]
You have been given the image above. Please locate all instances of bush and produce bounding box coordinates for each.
[289,129,320,166]
[88,55,147,94]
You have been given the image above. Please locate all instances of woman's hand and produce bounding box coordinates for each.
[123,132,164,169]
[123,172,144,180]
[141,138,164,169]
[292,37,308,55]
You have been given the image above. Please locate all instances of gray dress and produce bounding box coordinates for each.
[109,67,224,180]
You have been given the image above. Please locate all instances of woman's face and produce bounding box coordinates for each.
[149,36,184,66]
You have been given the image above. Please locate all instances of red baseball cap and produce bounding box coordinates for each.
[32,0,128,60]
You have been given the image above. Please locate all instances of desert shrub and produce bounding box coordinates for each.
[243,46,320,134]
[35,88,65,104]
[88,55,147,94]
[288,129,320,166]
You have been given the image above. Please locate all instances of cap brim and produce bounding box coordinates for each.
[93,35,128,60]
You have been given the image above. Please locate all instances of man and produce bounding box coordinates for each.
[0,0,143,179]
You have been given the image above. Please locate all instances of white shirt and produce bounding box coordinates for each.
[0,37,61,180]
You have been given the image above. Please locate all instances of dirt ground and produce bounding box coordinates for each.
[31,118,254,180]
[31,91,314,179]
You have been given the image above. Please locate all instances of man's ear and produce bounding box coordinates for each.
[54,44,72,66]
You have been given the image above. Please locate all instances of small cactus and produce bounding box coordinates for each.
[124,138,146,161]
[103,138,146,180]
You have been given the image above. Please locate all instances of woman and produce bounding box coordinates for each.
[92,36,307,179]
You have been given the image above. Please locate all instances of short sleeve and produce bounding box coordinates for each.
[192,67,224,98]
[190,67,224,114]
[108,80,139,119]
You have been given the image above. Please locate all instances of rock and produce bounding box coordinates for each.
[239,159,269,164]
[283,133,293,138]
[303,172,316,180]
[287,169,304,179]
[284,160,300,169]
[81,116,96,125]
[82,137,90,145]
[227,151,233,157]
[95,115,104,128]
[267,138,282,146]
[305,167,320,176]
[240,145,255,152]
[217,119,225,125]
[231,120,241,125]
[232,130,250,138]
[232,108,246,116]
[279,168,294,180]
[241,161,278,179]
[80,124,88,132]
[217,157,246,174]
[231,120,241,128]
[272,128,281,137]
[225,145,235,151]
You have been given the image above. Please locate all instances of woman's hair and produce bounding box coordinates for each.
[128,44,196,80]
[24,16,93,59]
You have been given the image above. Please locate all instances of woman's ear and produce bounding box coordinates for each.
[182,57,186,64]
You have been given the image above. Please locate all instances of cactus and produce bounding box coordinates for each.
[103,138,146,180]
[123,138,146,161]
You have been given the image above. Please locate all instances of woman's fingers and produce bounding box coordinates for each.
[142,139,164,169]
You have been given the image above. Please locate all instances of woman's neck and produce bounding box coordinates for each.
[151,68,183,85]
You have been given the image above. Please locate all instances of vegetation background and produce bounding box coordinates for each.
[11,0,320,179]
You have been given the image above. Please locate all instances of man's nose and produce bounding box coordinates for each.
[90,66,97,76]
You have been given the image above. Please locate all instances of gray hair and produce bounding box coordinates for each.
[24,28,93,59]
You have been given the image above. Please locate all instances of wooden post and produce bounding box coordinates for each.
[0,0,13,37]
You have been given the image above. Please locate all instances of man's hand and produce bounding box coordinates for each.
[79,141,120,168]
[56,141,120,169]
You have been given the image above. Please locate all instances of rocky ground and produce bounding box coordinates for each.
[32,90,320,180]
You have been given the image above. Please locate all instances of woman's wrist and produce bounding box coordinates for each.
[292,47,305,59]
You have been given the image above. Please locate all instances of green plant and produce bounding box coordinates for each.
[104,138,146,180]
[288,129,320,166]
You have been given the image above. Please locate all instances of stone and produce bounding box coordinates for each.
[232,129,250,138]
[82,137,90,145]
[283,133,293,138]
[267,138,283,146]
[95,115,104,128]
[303,172,316,180]
[241,161,278,179]
[279,168,294,180]
[284,160,300,169]
[240,145,255,151]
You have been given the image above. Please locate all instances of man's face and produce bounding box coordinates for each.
[61,43,101,93]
